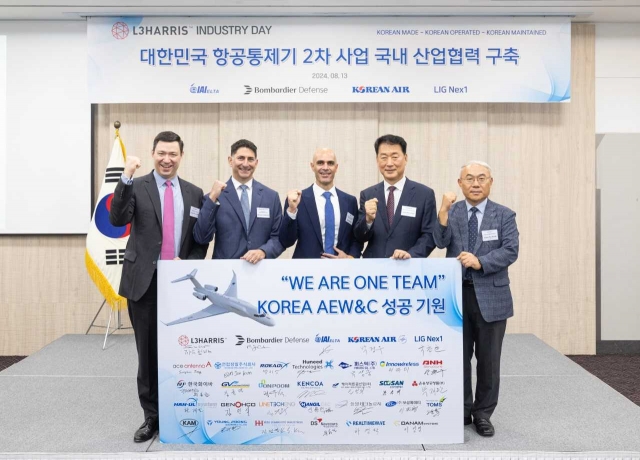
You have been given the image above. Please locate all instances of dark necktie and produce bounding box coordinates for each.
[465,207,479,280]
[322,191,336,255]
[386,185,396,227]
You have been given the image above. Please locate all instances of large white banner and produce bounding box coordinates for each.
[157,259,463,445]
[88,17,571,103]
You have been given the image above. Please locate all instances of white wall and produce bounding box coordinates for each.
[596,24,640,133]
[0,21,90,234]
[597,133,640,340]
[596,24,640,342]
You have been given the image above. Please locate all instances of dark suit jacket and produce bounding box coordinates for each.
[279,185,362,258]
[433,199,519,322]
[109,171,208,302]
[193,178,284,259]
[353,178,437,258]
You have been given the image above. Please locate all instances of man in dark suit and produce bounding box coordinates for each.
[279,148,362,259]
[433,160,519,437]
[193,139,284,262]
[354,134,437,259]
[109,131,207,442]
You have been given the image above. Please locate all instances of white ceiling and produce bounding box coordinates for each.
[0,0,639,22]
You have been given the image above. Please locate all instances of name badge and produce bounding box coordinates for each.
[189,206,200,218]
[482,229,499,241]
[345,212,354,225]
[401,206,417,218]
[257,207,270,219]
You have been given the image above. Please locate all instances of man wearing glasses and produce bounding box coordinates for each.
[434,161,519,437]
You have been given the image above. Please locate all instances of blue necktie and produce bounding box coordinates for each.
[465,207,479,280]
[323,191,336,255]
[239,185,250,231]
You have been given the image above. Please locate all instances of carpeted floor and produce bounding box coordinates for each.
[1,353,639,407]
[567,354,640,406]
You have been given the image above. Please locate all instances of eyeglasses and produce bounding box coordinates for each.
[462,176,491,185]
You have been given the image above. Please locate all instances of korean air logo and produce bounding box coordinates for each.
[244,85,252,95]
[352,86,410,94]
[348,336,396,343]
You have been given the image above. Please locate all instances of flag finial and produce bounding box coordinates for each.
[114,121,121,129]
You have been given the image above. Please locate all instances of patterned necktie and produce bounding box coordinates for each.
[386,185,396,227]
[465,207,479,279]
[160,180,175,260]
[239,184,250,230]
[323,191,336,255]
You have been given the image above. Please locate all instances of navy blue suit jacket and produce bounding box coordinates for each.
[193,178,284,259]
[279,185,362,258]
[353,178,437,258]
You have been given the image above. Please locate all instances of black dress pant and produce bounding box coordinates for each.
[127,272,158,420]
[463,283,506,420]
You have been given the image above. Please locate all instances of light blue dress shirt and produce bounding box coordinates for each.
[119,172,184,257]
[465,198,488,230]
[153,171,184,258]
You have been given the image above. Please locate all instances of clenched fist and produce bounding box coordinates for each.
[208,180,227,202]
[438,191,457,226]
[365,198,378,224]
[124,156,141,179]
[287,189,302,213]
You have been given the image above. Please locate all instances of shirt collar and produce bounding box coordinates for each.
[153,170,179,188]
[466,198,488,214]
[384,176,406,193]
[313,183,337,198]
[231,177,253,191]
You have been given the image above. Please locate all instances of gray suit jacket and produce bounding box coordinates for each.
[433,199,519,322]
[193,178,284,260]
[109,171,208,302]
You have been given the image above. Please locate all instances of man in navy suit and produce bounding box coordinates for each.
[279,148,362,259]
[354,134,437,259]
[193,139,284,262]
[433,161,519,437]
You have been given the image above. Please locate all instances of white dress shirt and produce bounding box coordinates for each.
[384,175,407,215]
[231,177,253,208]
[287,184,341,248]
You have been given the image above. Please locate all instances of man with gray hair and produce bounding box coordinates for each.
[434,160,519,437]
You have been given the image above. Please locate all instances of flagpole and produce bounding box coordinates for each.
[86,120,132,349]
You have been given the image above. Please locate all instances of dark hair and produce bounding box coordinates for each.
[153,131,184,153]
[374,134,407,155]
[231,139,258,158]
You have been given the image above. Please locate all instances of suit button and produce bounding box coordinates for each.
[247,240,251,245]
[158,242,162,245]
[153,261,156,265]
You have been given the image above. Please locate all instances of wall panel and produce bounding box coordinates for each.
[0,25,595,355]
